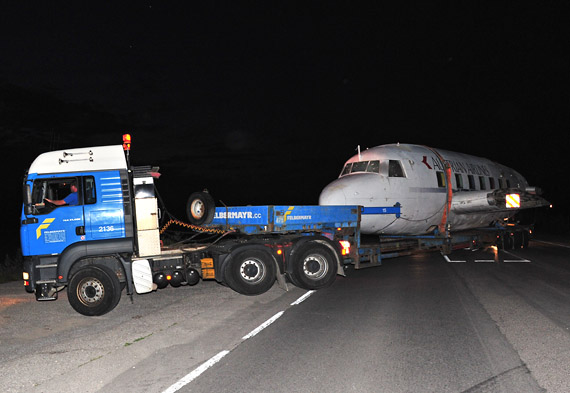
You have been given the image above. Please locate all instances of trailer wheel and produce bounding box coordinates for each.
[186,191,215,225]
[224,249,276,295]
[289,242,337,290]
[67,265,122,316]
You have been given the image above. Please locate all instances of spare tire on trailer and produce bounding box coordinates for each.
[186,191,215,225]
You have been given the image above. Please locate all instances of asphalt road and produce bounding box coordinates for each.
[1,239,569,393]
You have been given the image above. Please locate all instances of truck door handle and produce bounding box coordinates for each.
[22,217,39,225]
[76,226,85,236]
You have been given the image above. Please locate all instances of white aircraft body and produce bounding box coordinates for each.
[319,144,549,235]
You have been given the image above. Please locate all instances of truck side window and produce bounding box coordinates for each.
[388,160,405,177]
[31,178,80,214]
[84,176,97,205]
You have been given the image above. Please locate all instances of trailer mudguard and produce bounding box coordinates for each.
[57,238,134,283]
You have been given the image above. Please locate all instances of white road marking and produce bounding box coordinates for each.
[443,254,465,263]
[533,239,570,249]
[164,290,315,392]
[242,311,284,340]
[162,350,230,393]
[291,290,315,305]
[502,250,531,263]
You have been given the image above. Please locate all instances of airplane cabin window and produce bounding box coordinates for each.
[341,163,352,176]
[489,178,496,189]
[479,176,486,190]
[437,172,446,187]
[468,175,476,190]
[455,174,464,189]
[351,161,369,173]
[366,160,380,173]
[388,160,405,177]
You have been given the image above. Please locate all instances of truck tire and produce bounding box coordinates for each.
[224,249,276,295]
[186,191,215,225]
[67,265,122,316]
[289,242,337,290]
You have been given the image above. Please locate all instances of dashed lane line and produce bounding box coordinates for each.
[162,290,315,393]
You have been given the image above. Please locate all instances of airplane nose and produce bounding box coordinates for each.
[319,182,347,205]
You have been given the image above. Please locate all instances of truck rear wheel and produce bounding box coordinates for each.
[67,265,122,316]
[224,249,276,295]
[186,191,215,225]
[289,242,337,290]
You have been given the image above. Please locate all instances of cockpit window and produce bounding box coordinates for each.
[366,160,380,173]
[341,163,352,176]
[351,161,368,173]
[340,160,381,176]
[388,160,405,177]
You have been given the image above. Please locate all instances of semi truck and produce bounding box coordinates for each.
[20,135,533,316]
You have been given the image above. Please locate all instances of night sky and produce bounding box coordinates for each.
[1,3,569,257]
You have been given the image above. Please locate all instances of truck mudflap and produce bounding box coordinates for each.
[131,259,155,294]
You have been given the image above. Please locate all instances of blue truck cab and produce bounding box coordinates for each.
[21,145,135,303]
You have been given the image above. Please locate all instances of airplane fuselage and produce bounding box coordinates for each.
[318,144,540,235]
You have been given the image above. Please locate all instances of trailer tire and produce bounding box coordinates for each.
[289,242,337,290]
[224,249,276,295]
[67,265,122,316]
[186,191,215,225]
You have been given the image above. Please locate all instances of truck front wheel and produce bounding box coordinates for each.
[224,249,276,295]
[289,242,337,290]
[67,265,122,316]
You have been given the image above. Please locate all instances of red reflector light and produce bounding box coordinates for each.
[339,240,351,256]
[24,281,29,287]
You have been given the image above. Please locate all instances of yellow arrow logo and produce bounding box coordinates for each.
[36,218,55,239]
[283,206,294,223]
